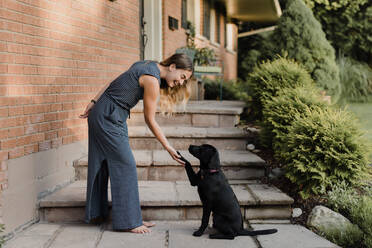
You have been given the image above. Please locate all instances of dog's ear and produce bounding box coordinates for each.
[208,150,220,170]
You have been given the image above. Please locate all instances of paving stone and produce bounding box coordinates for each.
[249,219,291,224]
[231,185,257,205]
[4,235,53,248]
[148,166,189,181]
[153,150,199,166]
[138,181,177,206]
[167,221,258,248]
[98,223,166,248]
[248,184,294,205]
[245,206,291,220]
[49,224,102,248]
[4,223,61,248]
[131,100,245,114]
[175,182,200,206]
[192,114,219,127]
[251,224,340,248]
[21,223,61,236]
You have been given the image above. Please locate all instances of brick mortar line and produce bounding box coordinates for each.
[0,33,138,58]
[3,1,140,38]
[0,33,139,58]
[0,50,138,66]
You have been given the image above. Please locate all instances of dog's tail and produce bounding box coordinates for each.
[238,228,277,236]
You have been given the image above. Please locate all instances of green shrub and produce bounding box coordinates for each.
[247,57,314,120]
[203,78,250,102]
[281,107,371,199]
[326,183,372,248]
[303,0,372,64]
[238,31,275,78]
[261,85,328,152]
[326,181,359,217]
[272,0,341,101]
[0,223,4,247]
[350,196,372,240]
[337,55,372,104]
[319,225,364,248]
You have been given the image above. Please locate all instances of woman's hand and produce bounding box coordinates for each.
[79,102,95,118]
[166,145,185,166]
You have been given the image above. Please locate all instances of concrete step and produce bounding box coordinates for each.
[127,100,245,128]
[73,150,266,181]
[39,180,294,223]
[3,221,341,248]
[128,126,248,150]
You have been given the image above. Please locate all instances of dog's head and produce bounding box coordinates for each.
[188,144,220,170]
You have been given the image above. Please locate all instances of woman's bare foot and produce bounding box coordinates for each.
[129,225,151,234]
[143,221,156,228]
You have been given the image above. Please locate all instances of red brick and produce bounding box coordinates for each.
[0,151,8,161]
[0,138,17,150]
[9,147,24,159]
[0,107,8,117]
[51,138,62,148]
[24,124,38,135]
[8,106,23,116]
[38,140,51,151]
[24,143,38,155]
[0,129,8,139]
[0,161,7,171]
[8,126,24,138]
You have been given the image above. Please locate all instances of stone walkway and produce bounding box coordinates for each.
[4,221,340,248]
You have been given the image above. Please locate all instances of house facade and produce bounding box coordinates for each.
[0,0,281,237]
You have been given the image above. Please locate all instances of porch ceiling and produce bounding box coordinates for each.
[215,0,282,22]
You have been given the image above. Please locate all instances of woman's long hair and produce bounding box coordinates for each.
[158,53,194,115]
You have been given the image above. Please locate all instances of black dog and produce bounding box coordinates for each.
[177,144,277,240]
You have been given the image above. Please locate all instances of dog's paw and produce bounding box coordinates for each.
[193,230,204,237]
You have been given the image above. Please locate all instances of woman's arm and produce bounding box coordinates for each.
[140,75,185,165]
[79,80,112,118]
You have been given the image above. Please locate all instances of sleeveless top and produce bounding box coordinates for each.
[104,60,161,115]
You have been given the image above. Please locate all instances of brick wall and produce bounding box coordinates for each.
[0,0,140,230]
[162,0,188,59]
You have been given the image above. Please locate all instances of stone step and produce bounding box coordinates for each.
[73,150,266,181]
[127,100,245,128]
[128,126,248,150]
[39,180,294,223]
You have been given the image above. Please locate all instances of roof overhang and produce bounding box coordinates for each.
[214,0,282,23]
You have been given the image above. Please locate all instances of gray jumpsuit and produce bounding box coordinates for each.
[84,61,161,230]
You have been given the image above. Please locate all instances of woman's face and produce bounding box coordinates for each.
[165,64,193,88]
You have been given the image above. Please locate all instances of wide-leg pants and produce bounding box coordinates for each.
[84,92,142,230]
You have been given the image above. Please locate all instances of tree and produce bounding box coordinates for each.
[272,0,341,101]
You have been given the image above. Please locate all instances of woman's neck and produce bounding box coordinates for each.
[156,63,168,79]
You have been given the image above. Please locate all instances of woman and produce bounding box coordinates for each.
[79,53,193,234]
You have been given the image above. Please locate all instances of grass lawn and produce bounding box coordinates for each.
[345,102,372,162]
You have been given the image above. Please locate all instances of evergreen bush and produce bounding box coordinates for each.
[238,31,275,79]
[318,225,364,248]
[303,0,372,64]
[247,57,314,119]
[281,107,370,199]
[261,85,328,153]
[326,183,372,248]
[337,54,372,104]
[203,78,250,102]
[272,0,341,101]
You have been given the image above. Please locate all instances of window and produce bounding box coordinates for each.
[203,0,211,39]
[182,0,188,29]
[216,7,220,43]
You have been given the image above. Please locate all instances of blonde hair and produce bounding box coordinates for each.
[158,53,194,115]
